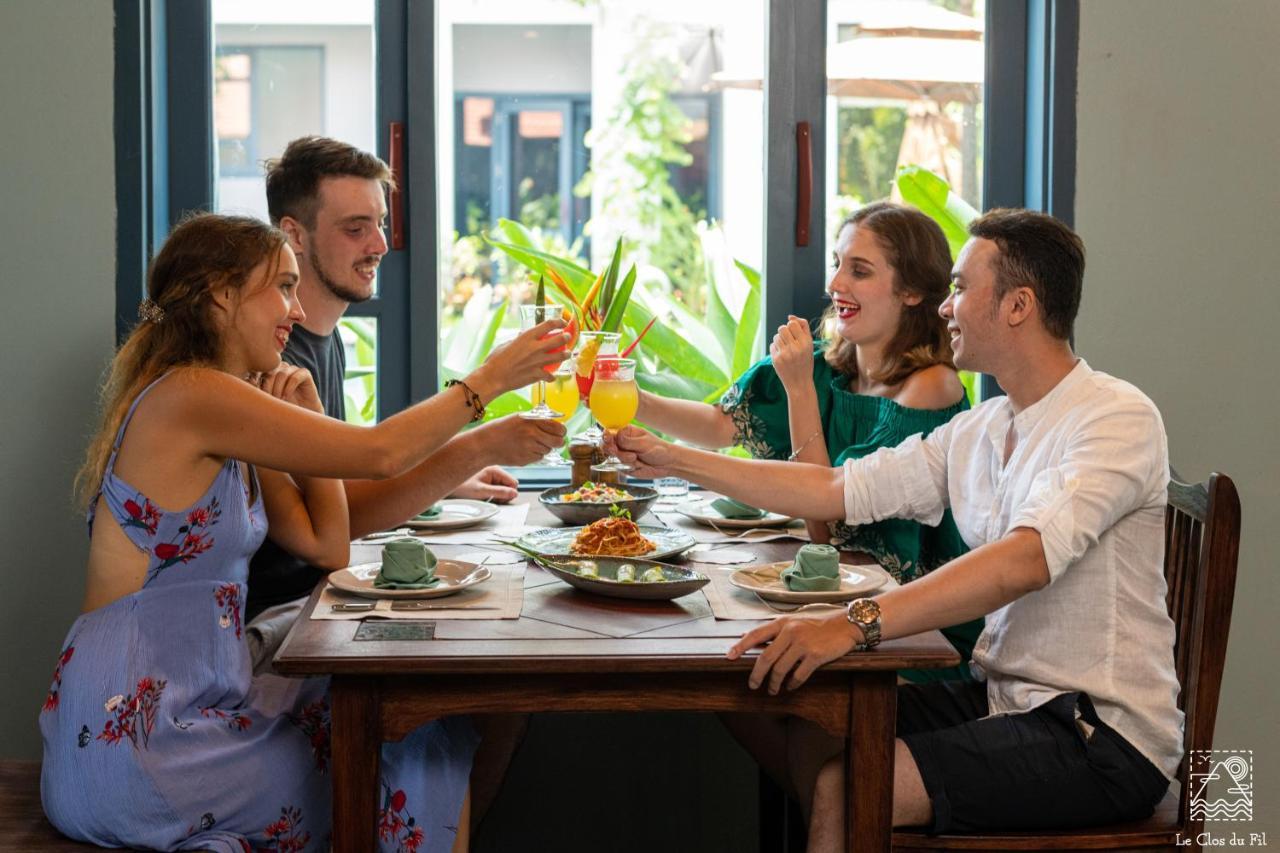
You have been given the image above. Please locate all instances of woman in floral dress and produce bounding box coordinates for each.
[39,214,568,851]
[636,202,981,681]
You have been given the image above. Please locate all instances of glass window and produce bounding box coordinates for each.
[825,0,985,254]
[211,1,382,425]
[438,2,767,428]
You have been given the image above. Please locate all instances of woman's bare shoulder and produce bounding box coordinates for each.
[894,364,965,411]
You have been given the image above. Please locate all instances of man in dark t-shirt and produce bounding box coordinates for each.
[247,137,560,829]
[245,141,564,625]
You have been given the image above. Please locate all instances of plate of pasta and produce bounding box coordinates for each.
[515,516,696,560]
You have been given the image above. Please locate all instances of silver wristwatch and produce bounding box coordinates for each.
[845,598,882,651]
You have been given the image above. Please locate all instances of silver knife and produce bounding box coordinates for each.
[389,601,502,611]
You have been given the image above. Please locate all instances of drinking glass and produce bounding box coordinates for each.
[655,477,690,505]
[518,304,567,420]
[588,357,638,474]
[571,330,621,443]
[529,365,580,465]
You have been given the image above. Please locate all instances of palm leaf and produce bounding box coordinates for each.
[894,165,979,259]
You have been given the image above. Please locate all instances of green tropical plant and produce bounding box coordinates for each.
[339,317,378,425]
[574,17,707,312]
[454,219,761,424]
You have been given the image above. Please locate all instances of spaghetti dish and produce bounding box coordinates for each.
[569,516,656,556]
[559,481,634,504]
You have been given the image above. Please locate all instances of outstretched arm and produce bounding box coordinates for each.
[172,319,569,481]
[635,392,737,449]
[727,528,1050,694]
[609,426,846,521]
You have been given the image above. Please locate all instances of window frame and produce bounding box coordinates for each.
[117,0,1078,415]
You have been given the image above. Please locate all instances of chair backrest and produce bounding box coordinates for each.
[1163,473,1242,826]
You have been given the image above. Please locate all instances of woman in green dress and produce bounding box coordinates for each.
[636,201,980,681]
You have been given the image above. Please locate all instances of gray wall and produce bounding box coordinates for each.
[0,2,116,758]
[1075,0,1280,837]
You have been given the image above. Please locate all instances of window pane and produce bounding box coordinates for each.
[212,2,385,420]
[438,2,766,416]
[212,1,375,220]
[339,316,378,425]
[825,0,985,254]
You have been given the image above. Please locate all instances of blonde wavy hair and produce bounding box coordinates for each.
[76,214,286,508]
[821,201,955,388]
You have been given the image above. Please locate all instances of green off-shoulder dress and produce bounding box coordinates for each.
[719,344,982,683]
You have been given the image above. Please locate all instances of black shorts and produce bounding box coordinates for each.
[897,681,1171,835]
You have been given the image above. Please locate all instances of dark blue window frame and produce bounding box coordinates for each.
[117,0,1077,410]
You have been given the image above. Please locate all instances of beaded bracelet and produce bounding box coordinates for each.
[444,379,486,422]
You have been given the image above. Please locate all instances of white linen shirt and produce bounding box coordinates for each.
[842,360,1183,778]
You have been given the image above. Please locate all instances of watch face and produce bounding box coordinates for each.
[849,598,880,624]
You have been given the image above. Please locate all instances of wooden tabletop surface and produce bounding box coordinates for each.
[274,492,960,677]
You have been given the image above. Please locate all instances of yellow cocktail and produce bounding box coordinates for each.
[588,379,638,431]
[533,369,581,424]
[587,357,637,473]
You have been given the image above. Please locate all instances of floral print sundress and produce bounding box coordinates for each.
[40,373,477,852]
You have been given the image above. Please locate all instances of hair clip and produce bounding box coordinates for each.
[138,299,165,324]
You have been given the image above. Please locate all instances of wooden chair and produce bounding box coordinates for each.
[0,760,107,852]
[893,472,1242,853]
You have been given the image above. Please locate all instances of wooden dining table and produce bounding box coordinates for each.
[274,493,960,852]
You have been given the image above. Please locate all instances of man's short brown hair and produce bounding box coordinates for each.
[968,208,1085,340]
[264,136,393,228]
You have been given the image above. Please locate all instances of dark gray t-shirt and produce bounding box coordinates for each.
[245,324,346,620]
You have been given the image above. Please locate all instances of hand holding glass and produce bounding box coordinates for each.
[518,304,568,420]
[529,365,580,465]
[588,357,639,474]
[571,330,621,443]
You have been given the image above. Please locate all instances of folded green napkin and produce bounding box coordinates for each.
[414,504,443,521]
[374,538,441,589]
[781,543,841,592]
[710,497,767,519]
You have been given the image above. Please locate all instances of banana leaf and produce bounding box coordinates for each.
[599,264,637,334]
[467,296,509,371]
[635,370,717,403]
[443,286,500,374]
[487,234,596,296]
[700,227,744,366]
[731,270,762,379]
[620,301,727,389]
[634,282,727,374]
[958,370,979,407]
[895,165,980,259]
[496,218,539,250]
[482,390,532,421]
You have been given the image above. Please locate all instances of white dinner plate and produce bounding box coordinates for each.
[729,561,890,603]
[403,499,500,531]
[674,498,796,530]
[327,560,490,600]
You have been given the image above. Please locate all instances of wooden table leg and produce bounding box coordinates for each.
[331,677,379,853]
[847,672,896,853]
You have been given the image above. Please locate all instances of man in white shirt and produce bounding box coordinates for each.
[611,209,1179,844]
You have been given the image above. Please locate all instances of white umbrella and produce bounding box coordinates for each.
[708,34,981,104]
